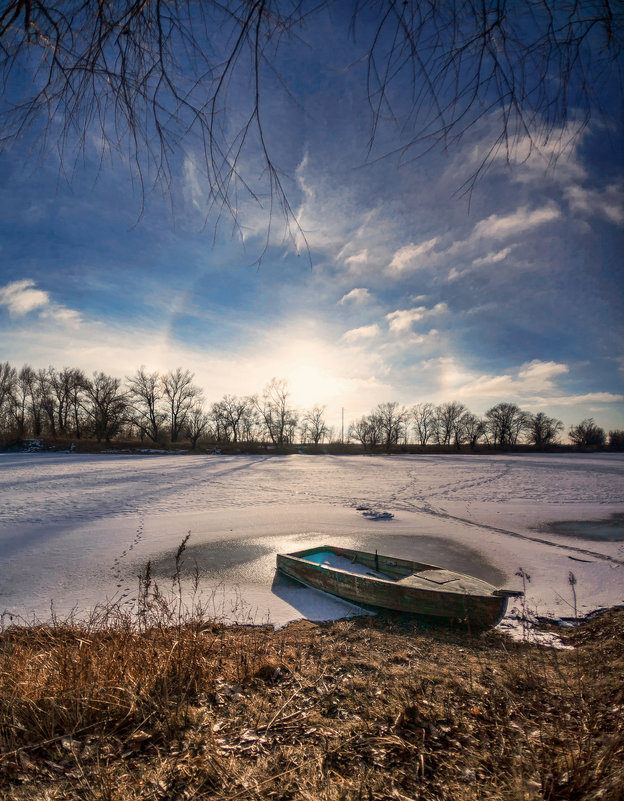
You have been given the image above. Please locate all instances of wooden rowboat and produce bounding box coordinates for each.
[276,545,522,628]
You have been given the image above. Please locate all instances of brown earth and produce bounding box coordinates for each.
[1,604,622,800]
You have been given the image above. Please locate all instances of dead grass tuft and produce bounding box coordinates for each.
[1,597,622,800]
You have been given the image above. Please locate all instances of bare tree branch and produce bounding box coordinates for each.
[1,1,621,246]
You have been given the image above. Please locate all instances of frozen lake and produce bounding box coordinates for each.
[1,452,623,631]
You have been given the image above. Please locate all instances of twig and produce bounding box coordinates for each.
[219,735,358,801]
[0,720,102,762]
[263,687,302,733]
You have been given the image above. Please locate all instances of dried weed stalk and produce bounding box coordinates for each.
[0,572,622,800]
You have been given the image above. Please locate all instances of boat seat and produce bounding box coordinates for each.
[398,569,491,594]
[401,569,461,585]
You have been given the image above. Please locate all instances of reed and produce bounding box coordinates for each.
[1,572,622,800]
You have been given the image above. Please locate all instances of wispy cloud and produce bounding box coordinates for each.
[338,288,372,305]
[342,323,382,342]
[565,184,624,226]
[40,306,83,325]
[388,238,438,273]
[0,279,82,325]
[536,392,624,406]
[455,360,569,399]
[182,155,206,214]
[409,358,623,417]
[343,250,369,269]
[450,121,589,188]
[473,205,561,240]
[449,246,516,281]
[471,246,516,267]
[0,279,49,315]
[377,201,563,285]
[385,303,448,335]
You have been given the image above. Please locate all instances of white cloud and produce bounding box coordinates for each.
[386,308,425,335]
[517,360,569,384]
[497,128,588,184]
[342,324,382,342]
[404,201,563,281]
[183,156,204,212]
[1,307,400,431]
[292,155,377,258]
[456,360,569,399]
[386,303,448,335]
[536,392,624,406]
[452,121,589,189]
[473,205,561,240]
[0,279,49,315]
[343,250,369,268]
[449,246,515,281]
[388,238,438,273]
[471,246,515,268]
[565,184,624,226]
[40,306,83,326]
[379,328,441,354]
[0,278,82,326]
[338,288,372,305]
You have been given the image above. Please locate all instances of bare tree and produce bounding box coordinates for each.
[301,405,329,445]
[212,395,254,443]
[485,402,531,447]
[0,361,17,436]
[608,430,624,450]
[9,365,35,438]
[457,411,485,450]
[1,2,620,240]
[161,368,201,443]
[348,413,382,450]
[434,401,466,446]
[69,369,87,438]
[348,417,371,449]
[527,412,563,447]
[82,372,127,443]
[255,379,298,447]
[569,418,606,448]
[411,402,436,446]
[185,403,210,449]
[239,401,261,443]
[126,368,166,443]
[209,401,228,443]
[37,368,58,436]
[47,367,85,436]
[375,401,407,450]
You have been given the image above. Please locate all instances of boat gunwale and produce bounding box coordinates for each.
[277,545,507,600]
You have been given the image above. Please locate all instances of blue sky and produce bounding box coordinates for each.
[1,5,623,436]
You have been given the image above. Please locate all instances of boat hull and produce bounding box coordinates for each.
[277,545,516,628]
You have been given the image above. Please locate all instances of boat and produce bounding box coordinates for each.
[276,545,523,628]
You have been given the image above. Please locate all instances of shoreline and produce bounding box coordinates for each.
[2,604,622,799]
[4,435,622,457]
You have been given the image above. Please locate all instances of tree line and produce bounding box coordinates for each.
[0,363,328,448]
[0,362,621,451]
[349,402,621,451]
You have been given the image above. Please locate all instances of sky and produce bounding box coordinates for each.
[1,3,623,437]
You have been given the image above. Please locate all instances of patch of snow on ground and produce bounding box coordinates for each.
[0,452,622,635]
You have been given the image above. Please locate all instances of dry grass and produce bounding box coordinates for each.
[1,585,622,800]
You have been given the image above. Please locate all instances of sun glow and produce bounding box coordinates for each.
[287,363,338,410]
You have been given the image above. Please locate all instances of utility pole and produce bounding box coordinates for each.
[341,408,344,444]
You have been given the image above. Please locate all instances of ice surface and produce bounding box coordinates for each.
[1,452,622,634]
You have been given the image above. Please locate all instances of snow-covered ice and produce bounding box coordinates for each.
[1,452,622,633]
